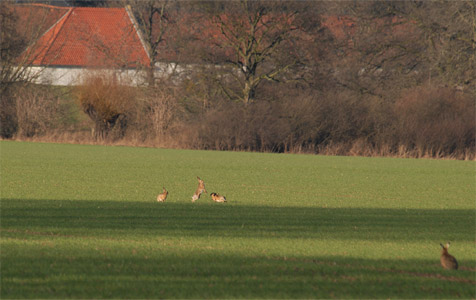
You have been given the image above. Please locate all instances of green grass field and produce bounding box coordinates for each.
[1,141,475,298]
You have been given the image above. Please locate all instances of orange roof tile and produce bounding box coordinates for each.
[23,5,149,68]
[13,4,70,40]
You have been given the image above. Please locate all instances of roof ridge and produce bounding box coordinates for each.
[17,3,71,10]
[125,5,151,62]
[73,6,124,10]
[18,6,72,66]
[22,5,150,68]
[38,7,73,65]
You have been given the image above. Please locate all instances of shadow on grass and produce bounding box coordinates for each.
[1,199,474,241]
[1,251,474,299]
[2,199,475,298]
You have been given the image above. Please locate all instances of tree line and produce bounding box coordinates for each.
[1,0,474,159]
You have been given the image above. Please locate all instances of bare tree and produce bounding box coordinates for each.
[14,85,67,138]
[143,87,179,138]
[402,0,476,91]
[125,0,172,87]
[75,74,134,140]
[204,0,306,105]
[0,2,64,138]
[328,0,475,98]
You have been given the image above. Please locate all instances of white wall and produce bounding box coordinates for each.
[26,62,210,86]
[28,66,149,86]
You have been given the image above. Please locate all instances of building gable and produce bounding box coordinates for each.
[19,4,150,69]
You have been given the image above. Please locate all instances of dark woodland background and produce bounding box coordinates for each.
[1,1,475,159]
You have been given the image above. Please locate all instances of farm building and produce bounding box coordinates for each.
[12,3,386,87]
[13,4,361,87]
[14,3,151,86]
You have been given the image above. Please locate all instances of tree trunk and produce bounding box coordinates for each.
[94,119,108,140]
[243,81,255,105]
[147,63,155,87]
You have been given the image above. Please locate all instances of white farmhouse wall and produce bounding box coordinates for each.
[27,63,187,86]
[29,66,82,86]
[28,66,150,86]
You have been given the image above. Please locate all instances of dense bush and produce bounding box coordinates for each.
[75,74,134,140]
[0,87,18,139]
[1,85,77,138]
[394,85,475,157]
[191,101,290,152]
[3,81,474,160]
[170,84,474,159]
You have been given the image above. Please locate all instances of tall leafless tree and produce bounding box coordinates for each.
[0,3,61,138]
[204,0,308,105]
[125,0,172,87]
[328,0,475,98]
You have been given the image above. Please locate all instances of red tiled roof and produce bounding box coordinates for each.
[16,4,412,68]
[13,4,70,41]
[21,5,149,68]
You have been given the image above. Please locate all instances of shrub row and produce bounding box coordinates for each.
[3,82,474,160]
[184,85,474,159]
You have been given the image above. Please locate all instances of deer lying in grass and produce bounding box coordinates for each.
[440,242,458,270]
[192,177,207,202]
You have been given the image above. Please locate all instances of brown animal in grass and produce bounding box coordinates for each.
[156,187,168,202]
[192,177,207,202]
[210,192,227,203]
[440,242,458,270]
